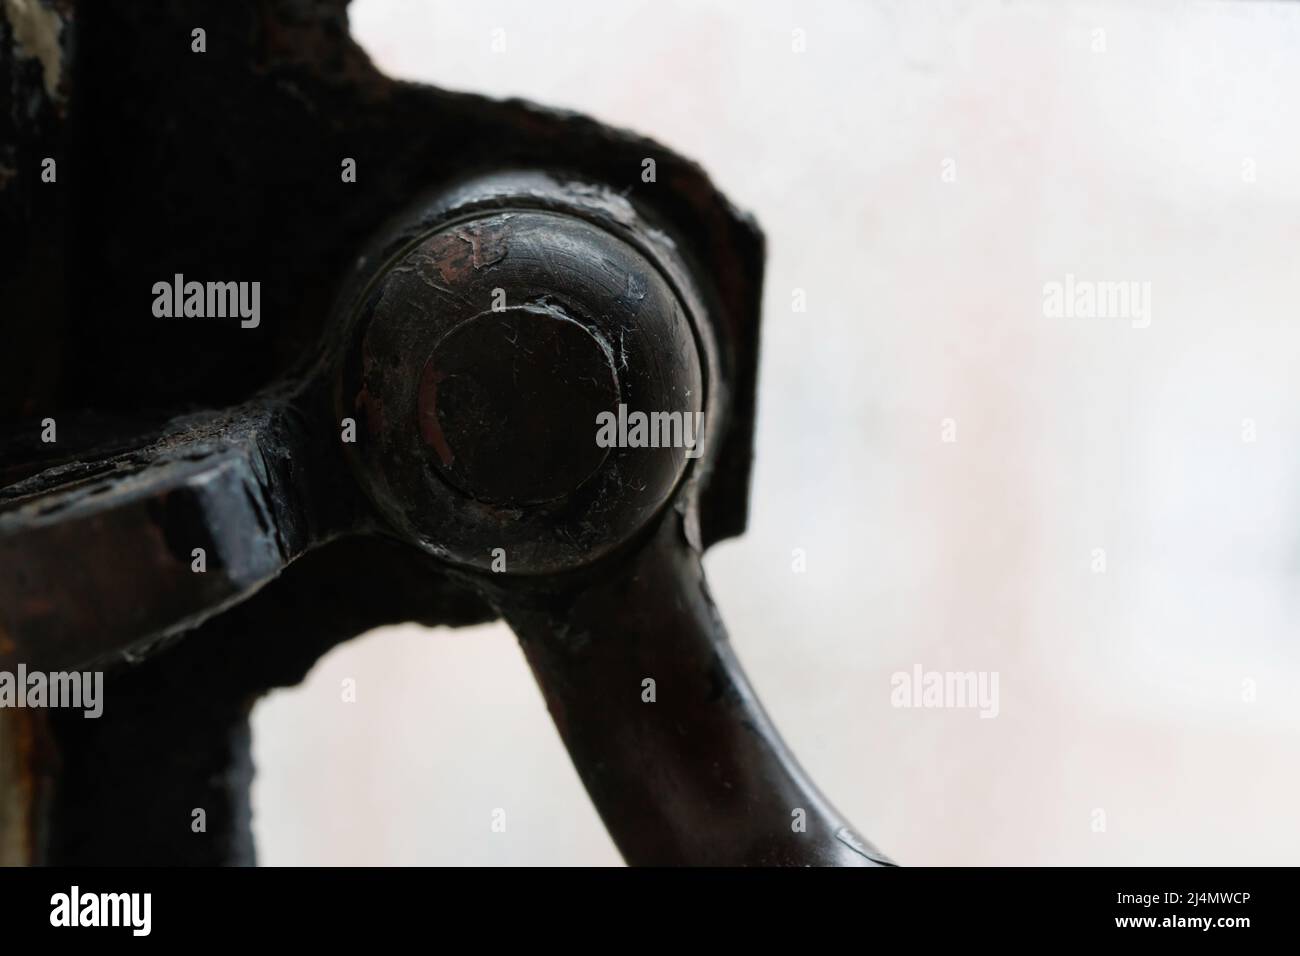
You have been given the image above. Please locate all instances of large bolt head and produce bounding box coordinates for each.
[338,207,705,575]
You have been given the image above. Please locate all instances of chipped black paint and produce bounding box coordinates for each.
[0,0,886,867]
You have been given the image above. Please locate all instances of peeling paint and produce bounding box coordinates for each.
[3,0,63,100]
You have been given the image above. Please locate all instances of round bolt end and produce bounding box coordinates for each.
[417,305,619,507]
[338,194,706,575]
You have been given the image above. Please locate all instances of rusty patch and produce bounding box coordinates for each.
[354,381,384,443]
[416,361,453,467]
[415,220,510,289]
[0,709,51,865]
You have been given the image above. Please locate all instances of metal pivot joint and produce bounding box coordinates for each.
[335,174,710,576]
[0,0,891,867]
[331,173,891,866]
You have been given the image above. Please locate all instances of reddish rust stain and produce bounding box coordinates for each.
[21,595,56,617]
[416,221,509,288]
[355,383,384,441]
[417,361,455,467]
[1,708,52,864]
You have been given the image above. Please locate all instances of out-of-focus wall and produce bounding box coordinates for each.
[251,0,1300,865]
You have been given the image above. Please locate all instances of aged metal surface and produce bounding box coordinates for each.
[1,0,762,548]
[44,536,493,864]
[0,710,52,865]
[336,181,711,575]
[0,400,341,671]
[0,0,887,866]
[487,511,890,866]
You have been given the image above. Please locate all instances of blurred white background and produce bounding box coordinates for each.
[251,0,1300,865]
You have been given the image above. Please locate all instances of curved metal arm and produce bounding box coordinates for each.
[493,511,892,867]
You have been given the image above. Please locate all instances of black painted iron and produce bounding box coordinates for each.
[0,0,890,867]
